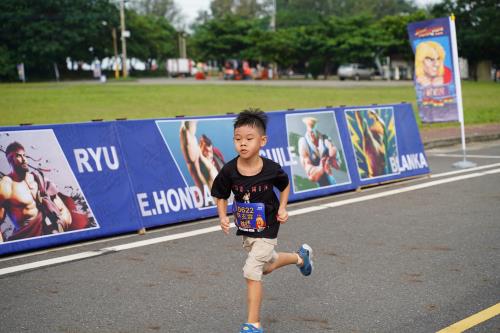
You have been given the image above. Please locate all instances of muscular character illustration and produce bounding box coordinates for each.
[298,117,341,186]
[199,134,225,172]
[180,121,220,198]
[0,142,73,241]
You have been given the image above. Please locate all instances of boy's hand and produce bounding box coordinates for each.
[220,216,231,234]
[277,208,288,224]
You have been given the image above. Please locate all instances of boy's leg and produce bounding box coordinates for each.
[246,278,263,325]
[263,252,301,275]
[242,237,277,329]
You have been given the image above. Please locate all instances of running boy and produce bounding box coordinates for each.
[211,109,313,333]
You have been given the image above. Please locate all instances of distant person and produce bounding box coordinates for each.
[415,41,452,87]
[180,121,219,200]
[211,109,313,333]
[298,117,340,187]
[0,142,72,242]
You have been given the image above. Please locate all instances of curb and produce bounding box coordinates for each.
[423,133,500,149]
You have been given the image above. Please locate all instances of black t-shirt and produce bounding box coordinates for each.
[211,156,290,239]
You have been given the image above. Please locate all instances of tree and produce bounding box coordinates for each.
[275,0,417,28]
[323,15,381,74]
[191,14,267,64]
[210,0,271,19]
[210,0,233,18]
[125,10,177,70]
[376,10,429,61]
[130,0,185,29]
[431,0,500,73]
[0,0,119,80]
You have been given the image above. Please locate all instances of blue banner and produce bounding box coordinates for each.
[0,103,429,255]
[0,123,142,255]
[407,17,459,123]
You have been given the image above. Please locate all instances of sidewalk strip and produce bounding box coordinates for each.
[436,302,500,333]
[1,168,499,277]
[431,153,500,159]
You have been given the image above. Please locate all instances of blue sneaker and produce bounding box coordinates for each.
[239,323,263,333]
[297,244,313,276]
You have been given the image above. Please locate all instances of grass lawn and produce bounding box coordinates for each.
[0,80,498,127]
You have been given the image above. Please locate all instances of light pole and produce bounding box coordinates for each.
[112,28,119,79]
[271,0,277,79]
[120,0,128,78]
[178,31,187,58]
[103,20,120,79]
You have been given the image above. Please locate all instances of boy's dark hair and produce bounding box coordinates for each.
[234,108,267,134]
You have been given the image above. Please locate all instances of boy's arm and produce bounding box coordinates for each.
[277,183,290,224]
[215,198,230,234]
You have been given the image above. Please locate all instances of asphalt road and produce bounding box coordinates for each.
[1,140,499,333]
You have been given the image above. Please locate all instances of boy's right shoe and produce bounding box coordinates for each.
[297,244,314,276]
[239,323,263,333]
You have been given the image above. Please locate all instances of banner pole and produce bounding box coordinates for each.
[449,14,476,168]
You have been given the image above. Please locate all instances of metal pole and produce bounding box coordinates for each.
[178,32,186,58]
[112,28,119,79]
[450,14,476,168]
[271,0,277,79]
[120,0,128,78]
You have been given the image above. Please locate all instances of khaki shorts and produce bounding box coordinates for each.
[242,237,278,281]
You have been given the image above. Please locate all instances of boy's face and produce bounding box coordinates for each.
[233,125,267,159]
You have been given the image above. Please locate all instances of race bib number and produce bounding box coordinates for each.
[232,202,267,232]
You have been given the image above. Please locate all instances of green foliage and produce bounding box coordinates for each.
[323,15,380,66]
[0,45,16,81]
[275,0,417,28]
[126,10,177,67]
[210,0,270,19]
[0,0,178,81]
[191,3,429,76]
[432,0,500,66]
[191,14,267,64]
[0,0,119,79]
[376,10,429,60]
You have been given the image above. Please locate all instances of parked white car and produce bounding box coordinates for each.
[166,58,196,77]
[337,63,374,80]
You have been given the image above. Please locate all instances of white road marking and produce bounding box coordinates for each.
[1,166,499,277]
[3,162,498,264]
[429,162,500,179]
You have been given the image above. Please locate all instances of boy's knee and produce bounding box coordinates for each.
[262,263,273,275]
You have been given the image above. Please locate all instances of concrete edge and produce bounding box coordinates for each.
[423,134,500,149]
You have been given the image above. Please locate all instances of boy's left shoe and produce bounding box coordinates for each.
[297,244,314,276]
[239,323,263,333]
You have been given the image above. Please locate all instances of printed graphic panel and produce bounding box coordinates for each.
[345,107,399,180]
[407,17,459,122]
[156,117,236,208]
[0,130,98,244]
[285,111,351,193]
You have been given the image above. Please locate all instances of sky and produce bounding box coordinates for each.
[179,0,442,26]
